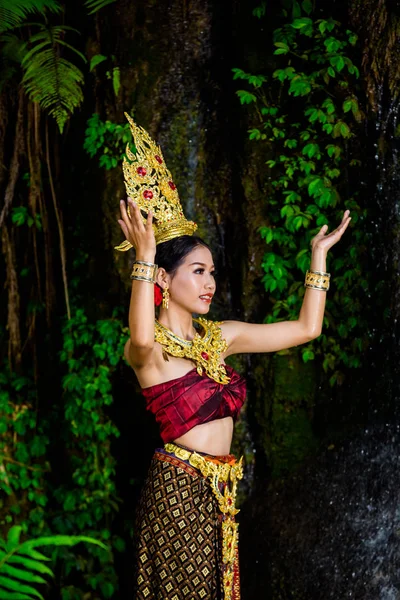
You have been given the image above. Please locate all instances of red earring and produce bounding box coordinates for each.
[154,284,163,306]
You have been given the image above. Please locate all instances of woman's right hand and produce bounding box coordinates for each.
[118,197,156,259]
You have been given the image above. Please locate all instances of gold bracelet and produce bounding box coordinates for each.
[130,260,158,283]
[304,269,330,291]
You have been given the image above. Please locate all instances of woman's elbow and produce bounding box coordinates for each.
[305,326,322,341]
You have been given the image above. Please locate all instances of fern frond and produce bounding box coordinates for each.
[21,24,86,132]
[0,0,62,33]
[84,0,116,15]
[0,526,107,600]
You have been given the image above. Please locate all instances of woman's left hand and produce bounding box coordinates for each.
[311,210,351,253]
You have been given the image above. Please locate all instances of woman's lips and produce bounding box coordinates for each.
[200,296,212,304]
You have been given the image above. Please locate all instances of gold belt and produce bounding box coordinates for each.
[164,442,243,600]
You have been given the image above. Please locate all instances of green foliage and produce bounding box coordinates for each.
[89,53,107,71]
[111,66,120,96]
[0,0,62,33]
[52,307,128,598]
[21,24,86,133]
[0,304,128,598]
[0,366,50,511]
[234,7,369,385]
[84,113,131,169]
[84,0,116,14]
[11,206,42,229]
[0,525,107,600]
[0,0,115,130]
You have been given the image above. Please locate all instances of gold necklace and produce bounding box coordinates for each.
[154,317,230,385]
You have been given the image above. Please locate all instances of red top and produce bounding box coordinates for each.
[142,365,247,443]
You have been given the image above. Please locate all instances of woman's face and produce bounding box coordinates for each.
[167,245,216,314]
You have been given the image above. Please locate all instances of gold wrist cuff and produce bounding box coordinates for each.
[304,269,330,291]
[130,261,158,283]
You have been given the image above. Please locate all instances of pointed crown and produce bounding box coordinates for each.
[115,113,197,250]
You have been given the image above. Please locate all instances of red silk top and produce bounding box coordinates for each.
[142,365,247,443]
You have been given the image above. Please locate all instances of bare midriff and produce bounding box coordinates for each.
[173,415,234,456]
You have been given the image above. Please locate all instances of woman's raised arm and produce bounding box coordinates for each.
[221,210,352,356]
[118,198,157,368]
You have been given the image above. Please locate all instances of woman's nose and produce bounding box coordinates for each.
[206,278,215,290]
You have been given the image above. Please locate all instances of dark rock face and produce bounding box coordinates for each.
[240,424,400,599]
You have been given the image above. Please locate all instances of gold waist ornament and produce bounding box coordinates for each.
[165,442,243,600]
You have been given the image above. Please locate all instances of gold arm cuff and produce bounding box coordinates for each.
[304,269,330,291]
[130,262,158,282]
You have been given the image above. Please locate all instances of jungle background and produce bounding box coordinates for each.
[1,0,400,598]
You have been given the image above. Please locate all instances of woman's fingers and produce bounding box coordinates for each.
[128,198,146,232]
[117,219,129,240]
[311,211,351,250]
[118,197,156,253]
[145,210,153,232]
[119,199,130,225]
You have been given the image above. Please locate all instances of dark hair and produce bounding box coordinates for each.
[155,235,211,277]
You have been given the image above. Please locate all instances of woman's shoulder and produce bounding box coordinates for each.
[218,320,240,344]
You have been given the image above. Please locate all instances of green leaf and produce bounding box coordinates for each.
[232,67,248,81]
[0,592,35,600]
[280,205,295,217]
[302,143,320,158]
[289,75,311,96]
[89,54,107,71]
[248,74,268,87]
[0,0,62,33]
[292,1,301,18]
[302,348,315,363]
[291,17,313,29]
[11,207,28,226]
[274,42,289,54]
[6,527,22,550]
[284,139,298,149]
[333,121,351,138]
[21,535,107,550]
[326,144,341,158]
[236,90,257,105]
[84,0,116,14]
[0,564,46,585]
[330,55,345,72]
[21,25,86,133]
[249,128,262,140]
[260,227,274,243]
[252,2,266,19]
[112,66,120,96]
[0,576,43,600]
[343,98,353,113]
[301,0,313,15]
[308,178,324,197]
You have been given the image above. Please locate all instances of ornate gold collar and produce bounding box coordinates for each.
[154,317,230,385]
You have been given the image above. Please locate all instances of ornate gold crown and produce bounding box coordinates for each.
[115,113,198,250]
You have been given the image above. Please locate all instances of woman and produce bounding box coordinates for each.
[116,116,351,599]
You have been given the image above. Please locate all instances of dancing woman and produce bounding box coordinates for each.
[116,115,351,600]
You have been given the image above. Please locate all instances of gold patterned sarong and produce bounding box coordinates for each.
[133,443,243,599]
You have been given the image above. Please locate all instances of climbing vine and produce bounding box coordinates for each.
[51,306,128,599]
[234,2,371,386]
[0,366,50,527]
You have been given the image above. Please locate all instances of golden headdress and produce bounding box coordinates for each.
[115,113,198,250]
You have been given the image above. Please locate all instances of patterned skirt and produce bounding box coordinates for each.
[133,443,243,600]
